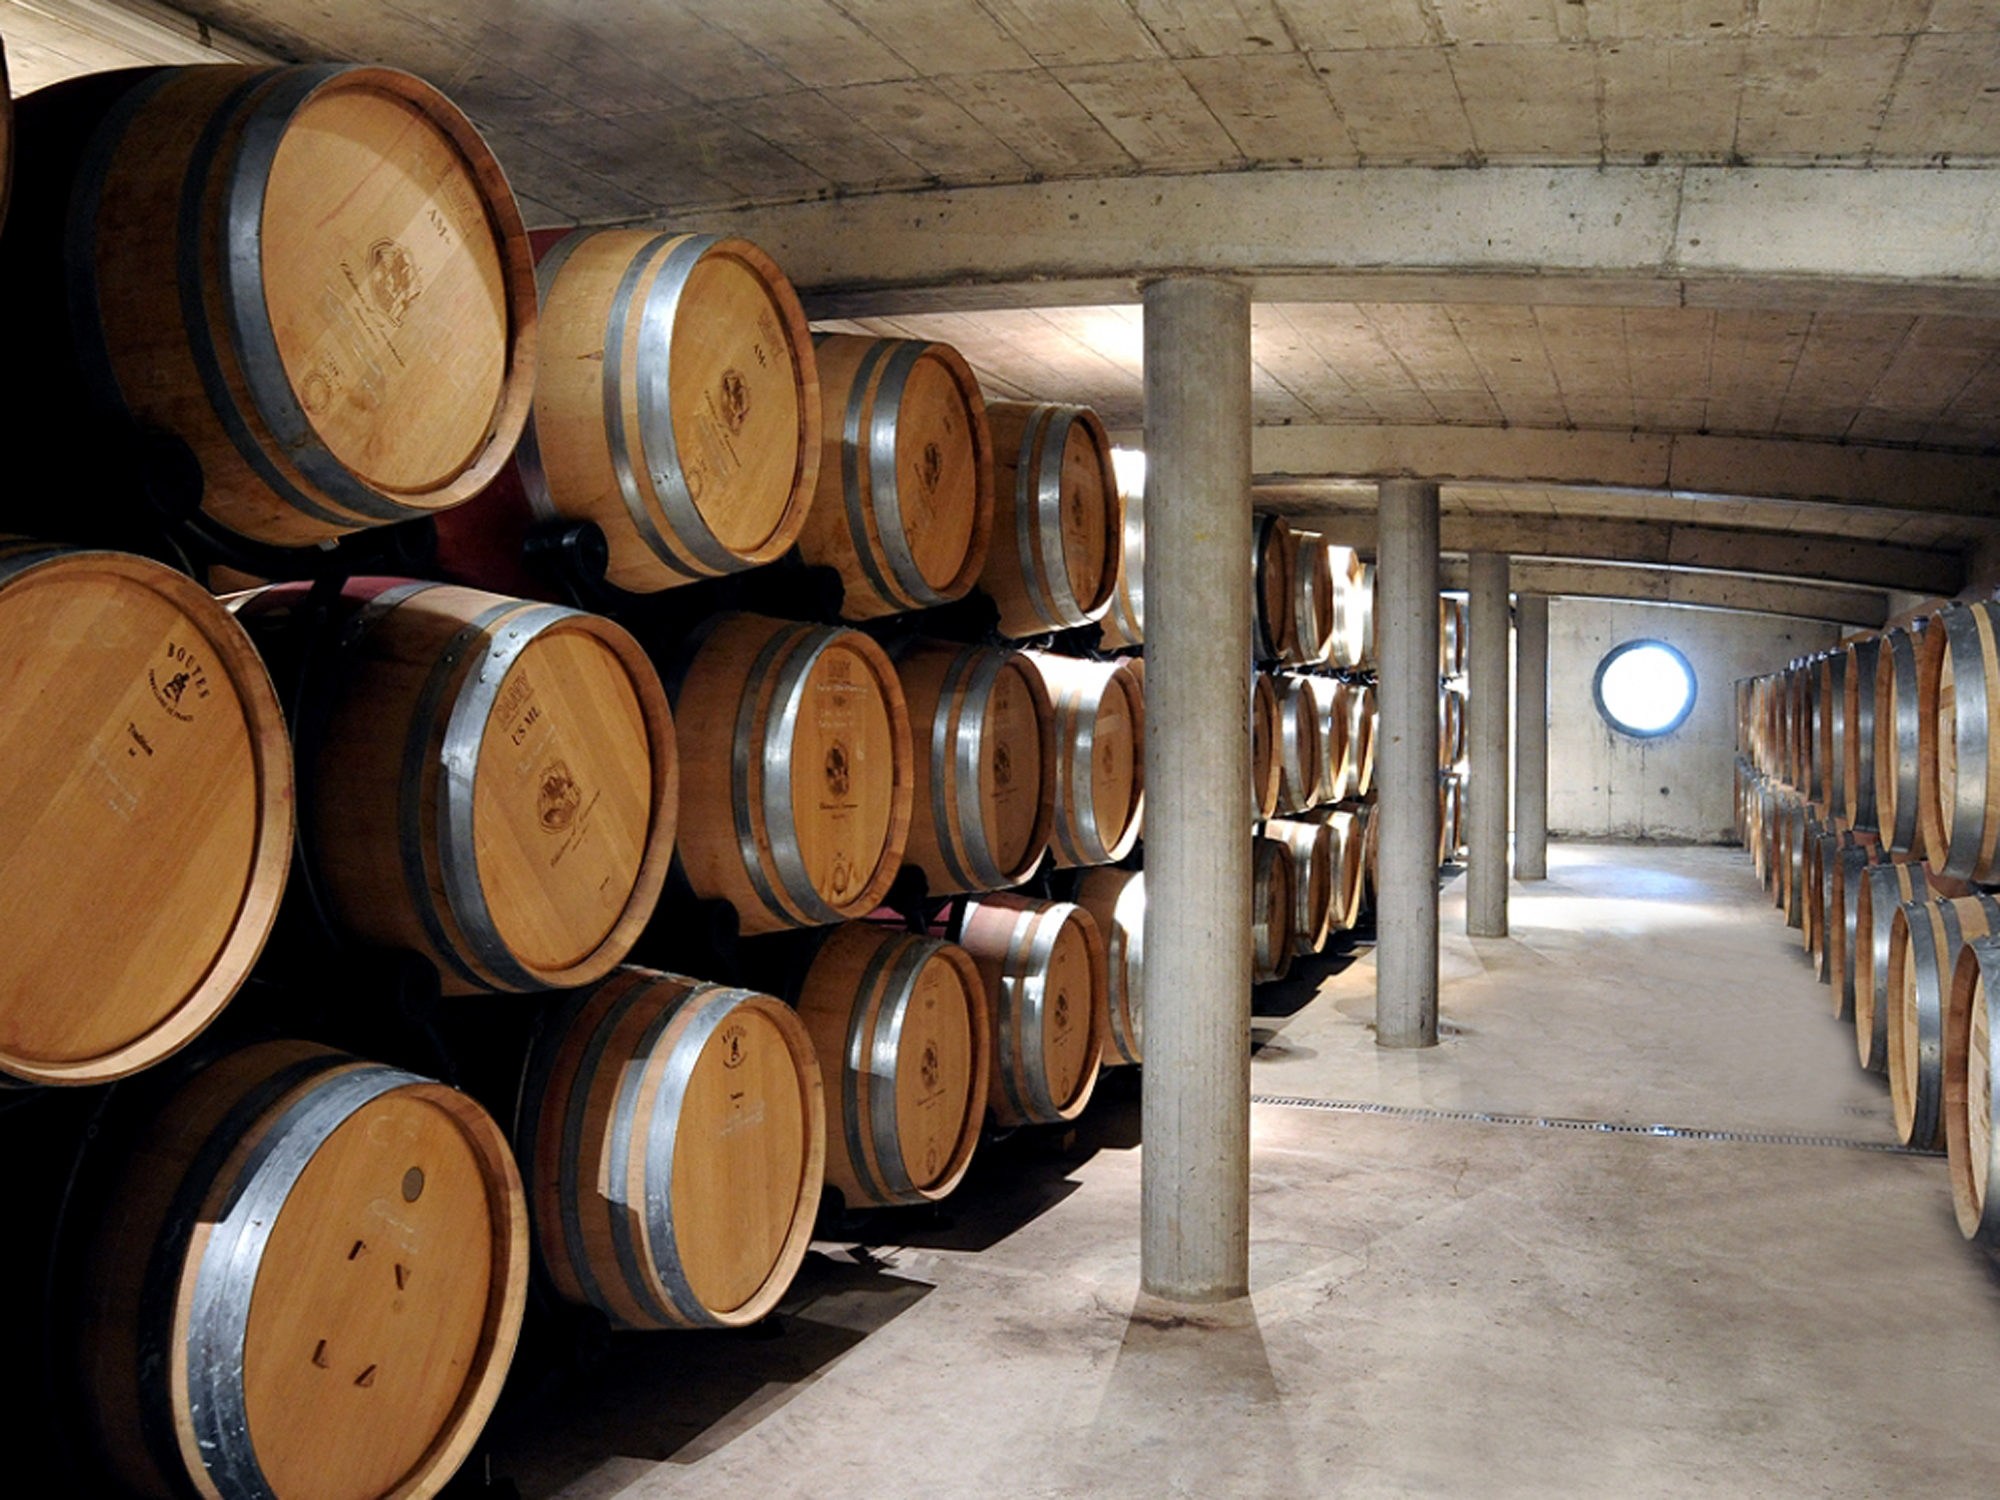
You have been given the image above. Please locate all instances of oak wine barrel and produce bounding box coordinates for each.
[494,229,820,594]
[894,639,1055,895]
[800,334,992,619]
[1253,514,1295,661]
[1074,867,1144,1067]
[1843,635,1882,831]
[981,401,1119,636]
[1323,804,1369,932]
[1273,673,1323,816]
[1888,892,2000,1150]
[1816,650,1847,824]
[1441,596,1467,678]
[233,580,676,992]
[1326,543,1366,669]
[1349,683,1379,800]
[1253,834,1296,982]
[1287,529,1336,666]
[520,967,824,1328]
[793,925,987,1207]
[0,542,291,1083]
[1874,622,1929,855]
[1266,816,1335,956]
[959,895,1106,1127]
[1252,671,1283,820]
[1307,674,1353,804]
[668,612,912,934]
[78,1040,527,1500]
[1026,651,1145,868]
[1096,480,1144,649]
[1855,859,1938,1073]
[1945,934,2000,1249]
[40,65,536,549]
[1830,838,1884,1021]
[1918,600,2000,883]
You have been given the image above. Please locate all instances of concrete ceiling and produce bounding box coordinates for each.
[7,0,2000,618]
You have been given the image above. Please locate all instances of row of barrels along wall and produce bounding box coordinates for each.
[1734,598,2000,1275]
[0,53,1478,1496]
[0,52,1293,1500]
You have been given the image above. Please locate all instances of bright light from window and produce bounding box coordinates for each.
[1111,446,1146,499]
[1594,640,1696,737]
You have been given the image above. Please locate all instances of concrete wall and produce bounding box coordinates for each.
[1544,600,1840,843]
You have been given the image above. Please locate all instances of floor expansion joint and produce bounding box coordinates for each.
[1247,1093,1944,1156]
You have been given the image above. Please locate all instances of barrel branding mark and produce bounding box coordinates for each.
[149,641,211,723]
[539,759,582,833]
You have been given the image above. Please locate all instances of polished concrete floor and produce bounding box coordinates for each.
[489,844,2000,1500]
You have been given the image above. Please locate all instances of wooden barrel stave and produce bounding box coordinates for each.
[895,640,1055,895]
[959,895,1106,1126]
[981,401,1119,636]
[1946,934,2000,1247]
[1919,601,2000,883]
[234,580,677,992]
[1252,833,1295,982]
[1875,623,1929,856]
[49,65,536,550]
[1074,867,1144,1067]
[521,967,824,1328]
[1889,892,2000,1150]
[1025,652,1144,868]
[668,612,913,934]
[800,335,993,619]
[793,925,985,1209]
[504,229,820,593]
[1252,514,1294,661]
[1843,636,1882,831]
[78,1040,527,1500]
[1251,671,1283,820]
[0,543,291,1083]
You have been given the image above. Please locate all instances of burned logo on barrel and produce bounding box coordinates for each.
[538,759,582,833]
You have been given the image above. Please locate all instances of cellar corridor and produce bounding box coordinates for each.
[489,843,1998,1500]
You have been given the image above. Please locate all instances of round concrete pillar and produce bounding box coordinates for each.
[1466,552,1511,937]
[1376,479,1441,1049]
[1140,276,1252,1302]
[1514,592,1550,881]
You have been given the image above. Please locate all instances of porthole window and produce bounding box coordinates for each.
[1593,639,1697,738]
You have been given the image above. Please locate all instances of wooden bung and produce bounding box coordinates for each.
[77,1040,527,1500]
[893,639,1055,896]
[0,542,291,1084]
[668,611,913,934]
[1074,867,1144,1067]
[233,580,676,994]
[792,924,988,1208]
[1025,651,1145,868]
[519,967,824,1329]
[494,229,820,594]
[55,65,536,549]
[959,895,1106,1127]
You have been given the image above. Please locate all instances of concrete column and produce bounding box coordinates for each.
[1466,552,1511,937]
[1515,593,1550,881]
[1140,276,1252,1303]
[1376,479,1440,1049]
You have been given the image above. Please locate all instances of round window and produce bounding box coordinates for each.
[1593,639,1697,738]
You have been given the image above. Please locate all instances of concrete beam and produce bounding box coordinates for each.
[1438,560,1888,627]
[672,167,2000,317]
[1253,426,2000,517]
[1278,511,1964,595]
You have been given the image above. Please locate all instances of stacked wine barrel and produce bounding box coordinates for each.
[1249,517,1394,974]
[1735,602,2000,1272]
[0,53,1216,1498]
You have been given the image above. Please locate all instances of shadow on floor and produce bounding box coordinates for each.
[475,1252,935,1497]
